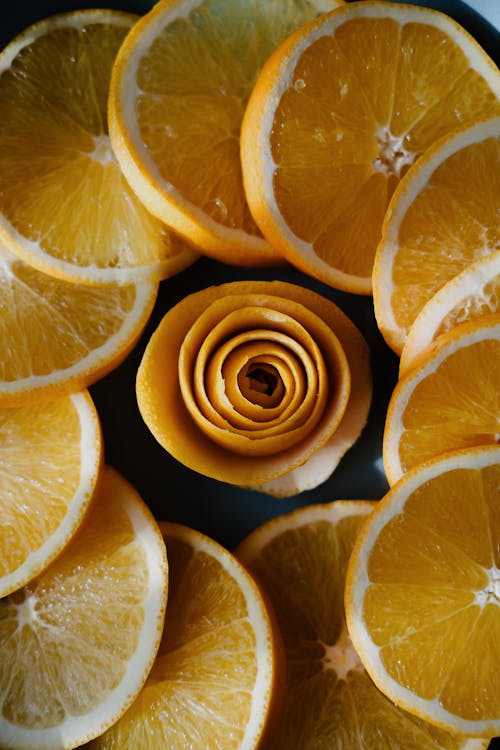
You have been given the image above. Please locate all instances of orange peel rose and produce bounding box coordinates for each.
[136,280,372,496]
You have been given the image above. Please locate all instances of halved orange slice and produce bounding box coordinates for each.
[237,500,488,749]
[401,250,500,374]
[383,314,500,485]
[0,466,168,749]
[373,116,500,353]
[0,241,158,406]
[87,520,283,749]
[108,0,343,267]
[0,390,101,598]
[241,2,500,293]
[0,10,197,284]
[345,445,500,738]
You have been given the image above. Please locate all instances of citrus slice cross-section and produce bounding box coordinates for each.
[0,465,168,750]
[236,500,488,749]
[87,520,282,750]
[108,0,343,268]
[373,116,500,353]
[0,9,198,285]
[136,280,371,496]
[400,250,500,375]
[0,390,102,598]
[241,2,500,293]
[345,445,500,738]
[0,241,158,406]
[383,314,500,485]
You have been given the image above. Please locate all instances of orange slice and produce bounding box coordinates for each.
[0,465,168,749]
[0,390,102,598]
[345,445,500,738]
[236,500,488,749]
[400,250,500,375]
[87,520,283,749]
[0,241,159,406]
[241,2,500,293]
[0,9,198,285]
[383,314,500,486]
[136,280,371,496]
[108,0,343,268]
[373,115,500,353]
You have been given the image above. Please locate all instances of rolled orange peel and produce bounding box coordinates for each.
[137,280,372,495]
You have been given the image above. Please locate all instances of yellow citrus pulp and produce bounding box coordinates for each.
[383,314,500,485]
[400,249,500,375]
[0,240,158,405]
[237,500,488,749]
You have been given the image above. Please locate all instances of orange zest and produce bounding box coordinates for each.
[136,280,371,496]
[374,116,500,353]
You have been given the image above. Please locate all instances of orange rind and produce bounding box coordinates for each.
[136,280,371,496]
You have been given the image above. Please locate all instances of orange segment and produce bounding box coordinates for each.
[0,391,102,598]
[136,280,371,496]
[383,314,500,485]
[87,521,282,749]
[0,466,168,749]
[241,2,500,293]
[345,445,500,738]
[373,116,500,354]
[0,10,197,285]
[108,0,343,268]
